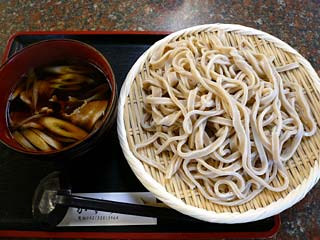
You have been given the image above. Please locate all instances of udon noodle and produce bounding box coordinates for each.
[133,31,317,206]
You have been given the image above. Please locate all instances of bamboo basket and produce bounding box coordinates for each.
[117,24,320,223]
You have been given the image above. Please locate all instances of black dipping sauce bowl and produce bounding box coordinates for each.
[0,39,117,161]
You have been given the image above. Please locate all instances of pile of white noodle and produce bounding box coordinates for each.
[133,32,317,206]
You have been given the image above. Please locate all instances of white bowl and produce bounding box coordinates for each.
[117,24,320,223]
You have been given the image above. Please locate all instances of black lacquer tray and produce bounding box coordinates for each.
[0,31,280,239]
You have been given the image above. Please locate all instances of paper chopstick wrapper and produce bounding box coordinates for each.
[58,192,157,226]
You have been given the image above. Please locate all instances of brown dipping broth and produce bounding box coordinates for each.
[7,61,111,152]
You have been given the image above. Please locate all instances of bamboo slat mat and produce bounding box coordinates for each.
[118,24,320,223]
